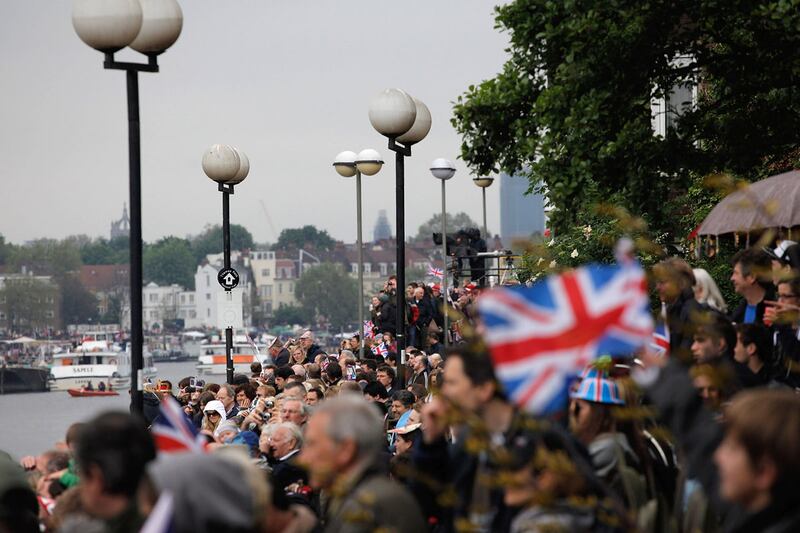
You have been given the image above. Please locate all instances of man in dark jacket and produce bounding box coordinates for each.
[299,330,325,361]
[729,248,774,325]
[412,343,545,532]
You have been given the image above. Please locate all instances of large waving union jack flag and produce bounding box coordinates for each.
[478,262,653,415]
[152,396,208,453]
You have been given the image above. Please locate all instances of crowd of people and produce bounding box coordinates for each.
[2,241,800,533]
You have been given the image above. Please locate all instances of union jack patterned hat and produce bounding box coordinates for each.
[570,366,625,406]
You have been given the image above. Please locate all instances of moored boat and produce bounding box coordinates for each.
[67,388,119,397]
[196,333,274,376]
[49,346,157,391]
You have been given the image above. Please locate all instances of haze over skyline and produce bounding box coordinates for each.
[0,1,509,246]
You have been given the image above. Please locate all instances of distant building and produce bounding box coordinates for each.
[110,204,130,240]
[250,250,298,319]
[142,282,198,330]
[373,209,392,242]
[499,173,545,244]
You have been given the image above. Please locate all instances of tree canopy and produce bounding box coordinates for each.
[415,212,481,241]
[143,237,196,290]
[273,225,336,252]
[452,0,800,240]
[294,263,357,329]
[191,224,255,263]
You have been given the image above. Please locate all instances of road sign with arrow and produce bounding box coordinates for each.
[218,267,239,291]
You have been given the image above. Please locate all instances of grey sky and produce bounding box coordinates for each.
[0,1,508,246]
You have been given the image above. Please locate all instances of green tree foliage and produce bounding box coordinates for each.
[273,225,335,252]
[143,237,196,289]
[191,224,255,263]
[0,234,13,265]
[59,274,99,325]
[79,236,129,265]
[452,0,800,241]
[7,239,82,277]
[295,263,357,329]
[415,212,481,241]
[271,304,313,326]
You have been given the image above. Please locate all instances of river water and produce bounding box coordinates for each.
[0,361,200,460]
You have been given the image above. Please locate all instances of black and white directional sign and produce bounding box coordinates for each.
[218,267,240,290]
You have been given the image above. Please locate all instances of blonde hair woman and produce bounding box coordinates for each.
[201,400,227,433]
[693,268,728,313]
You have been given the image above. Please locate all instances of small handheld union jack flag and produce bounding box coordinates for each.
[363,320,375,339]
[371,342,389,358]
[478,258,652,415]
[427,264,444,279]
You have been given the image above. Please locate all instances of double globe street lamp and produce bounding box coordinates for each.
[333,150,384,360]
[202,145,251,384]
[72,0,183,414]
[430,159,456,349]
[368,89,431,368]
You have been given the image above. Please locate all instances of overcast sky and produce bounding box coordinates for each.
[0,1,509,246]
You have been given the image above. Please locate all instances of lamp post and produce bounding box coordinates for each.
[430,159,456,349]
[333,149,384,360]
[202,144,250,384]
[72,0,182,414]
[368,89,431,371]
[473,176,494,240]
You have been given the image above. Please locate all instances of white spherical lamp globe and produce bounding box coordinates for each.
[130,0,183,55]
[368,89,416,138]
[226,147,249,185]
[333,151,358,178]
[72,0,143,53]
[430,158,456,180]
[202,144,240,184]
[396,97,432,145]
[355,149,384,176]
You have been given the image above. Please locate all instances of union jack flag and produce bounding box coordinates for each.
[151,396,208,453]
[648,322,670,357]
[427,264,444,279]
[363,320,375,339]
[371,342,389,358]
[478,261,652,415]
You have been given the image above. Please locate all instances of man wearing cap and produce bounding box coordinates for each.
[299,330,325,361]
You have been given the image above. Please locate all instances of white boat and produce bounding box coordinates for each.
[49,347,157,391]
[196,333,274,376]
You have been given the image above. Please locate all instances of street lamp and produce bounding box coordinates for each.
[368,89,431,369]
[333,149,384,361]
[72,0,183,414]
[473,176,495,240]
[202,144,250,384]
[430,159,456,349]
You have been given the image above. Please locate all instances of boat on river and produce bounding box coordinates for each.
[0,366,50,394]
[67,388,119,397]
[196,333,274,376]
[49,345,157,391]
